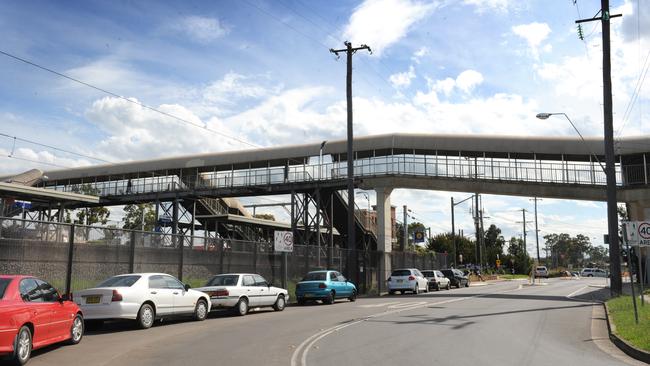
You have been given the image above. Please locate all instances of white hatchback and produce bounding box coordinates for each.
[387,268,429,295]
[74,273,211,329]
[195,273,289,316]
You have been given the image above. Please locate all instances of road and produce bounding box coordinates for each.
[25,278,643,366]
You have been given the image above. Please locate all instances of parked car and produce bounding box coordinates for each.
[0,275,83,365]
[195,273,288,316]
[295,270,357,305]
[534,266,549,278]
[387,268,428,294]
[422,270,451,291]
[440,269,470,288]
[74,273,210,329]
[580,268,608,278]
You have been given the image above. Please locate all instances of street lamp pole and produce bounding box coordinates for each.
[451,194,475,267]
[319,140,327,180]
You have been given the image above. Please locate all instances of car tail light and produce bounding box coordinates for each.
[318,283,327,289]
[111,290,123,302]
[408,276,415,281]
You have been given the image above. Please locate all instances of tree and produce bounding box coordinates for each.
[122,204,156,231]
[484,224,505,267]
[65,184,110,226]
[427,232,476,265]
[254,213,276,221]
[543,233,594,269]
[505,237,532,274]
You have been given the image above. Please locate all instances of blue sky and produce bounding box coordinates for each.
[1,0,648,254]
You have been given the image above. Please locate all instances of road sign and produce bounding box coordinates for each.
[274,231,294,252]
[623,221,650,247]
[496,259,501,267]
[413,231,425,243]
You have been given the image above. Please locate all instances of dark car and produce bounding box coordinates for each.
[441,269,470,288]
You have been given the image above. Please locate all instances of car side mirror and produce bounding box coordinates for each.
[267,283,272,288]
[184,284,191,291]
[59,294,70,302]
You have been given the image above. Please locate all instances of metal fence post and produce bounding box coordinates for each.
[129,231,136,273]
[178,234,184,281]
[65,224,75,295]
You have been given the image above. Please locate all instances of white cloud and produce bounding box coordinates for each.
[343,0,436,56]
[411,46,428,64]
[389,65,416,88]
[463,0,514,13]
[173,16,229,43]
[455,70,484,94]
[512,22,551,59]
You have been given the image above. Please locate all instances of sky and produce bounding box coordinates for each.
[1,0,649,256]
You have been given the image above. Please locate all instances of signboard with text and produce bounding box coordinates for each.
[274,231,294,252]
[623,221,650,247]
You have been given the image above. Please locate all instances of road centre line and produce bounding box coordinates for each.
[357,301,402,308]
[291,284,524,366]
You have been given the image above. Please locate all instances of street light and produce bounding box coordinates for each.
[451,194,475,267]
[537,111,621,295]
[535,113,604,172]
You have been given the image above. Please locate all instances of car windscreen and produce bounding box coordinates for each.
[536,267,546,270]
[441,270,453,276]
[421,271,434,277]
[97,275,141,287]
[0,278,10,299]
[206,275,239,286]
[391,270,412,276]
[302,272,327,281]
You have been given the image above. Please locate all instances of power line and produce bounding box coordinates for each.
[0,49,260,150]
[0,132,113,163]
[2,155,71,169]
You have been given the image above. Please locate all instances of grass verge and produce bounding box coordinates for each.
[499,274,529,280]
[607,295,650,352]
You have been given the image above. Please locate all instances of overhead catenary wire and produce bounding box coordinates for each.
[0,132,113,163]
[0,49,260,150]
[2,155,72,169]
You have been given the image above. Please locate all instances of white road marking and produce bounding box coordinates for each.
[357,301,402,308]
[566,285,590,299]
[387,301,427,309]
[291,284,524,366]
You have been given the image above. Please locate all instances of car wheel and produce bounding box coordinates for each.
[424,284,429,293]
[388,290,395,295]
[10,326,31,365]
[235,298,249,316]
[588,274,593,277]
[137,303,155,329]
[435,283,440,291]
[348,290,357,302]
[465,281,470,288]
[194,299,208,321]
[446,282,451,290]
[323,291,334,304]
[68,314,84,345]
[413,284,419,295]
[273,295,286,311]
[297,298,306,306]
[457,281,462,289]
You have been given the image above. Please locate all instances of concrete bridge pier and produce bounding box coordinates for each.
[375,187,393,294]
[626,200,650,284]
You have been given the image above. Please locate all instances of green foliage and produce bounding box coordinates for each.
[427,232,476,265]
[122,203,156,231]
[253,213,276,221]
[64,184,109,226]
[503,237,532,274]
[484,224,505,267]
[543,233,593,268]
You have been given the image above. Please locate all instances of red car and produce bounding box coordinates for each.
[0,275,84,365]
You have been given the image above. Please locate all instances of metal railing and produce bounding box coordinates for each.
[47,155,649,197]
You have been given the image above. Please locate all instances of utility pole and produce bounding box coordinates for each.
[531,197,541,263]
[330,42,371,285]
[517,209,528,254]
[402,205,408,251]
[474,194,481,269]
[576,0,623,296]
[451,197,456,267]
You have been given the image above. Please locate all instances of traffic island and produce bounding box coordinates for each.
[604,296,650,363]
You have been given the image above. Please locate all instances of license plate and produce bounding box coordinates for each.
[305,293,314,298]
[85,296,101,304]
[396,279,403,283]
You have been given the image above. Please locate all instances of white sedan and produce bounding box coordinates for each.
[74,273,211,329]
[195,273,289,316]
[387,268,429,294]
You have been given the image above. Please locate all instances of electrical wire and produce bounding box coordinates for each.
[0,49,260,150]
[2,155,72,169]
[0,132,112,163]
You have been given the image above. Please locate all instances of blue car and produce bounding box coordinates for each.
[295,270,357,305]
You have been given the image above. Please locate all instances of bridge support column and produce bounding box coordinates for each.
[375,187,393,294]
[627,200,650,284]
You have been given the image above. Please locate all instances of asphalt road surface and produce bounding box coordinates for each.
[23,278,644,366]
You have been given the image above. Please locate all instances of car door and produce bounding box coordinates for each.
[19,278,52,344]
[148,275,175,316]
[414,270,427,290]
[336,273,351,297]
[35,279,70,340]
[164,276,194,315]
[253,275,275,306]
[242,275,261,306]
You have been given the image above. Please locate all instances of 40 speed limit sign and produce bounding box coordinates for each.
[623,221,650,247]
[274,231,294,252]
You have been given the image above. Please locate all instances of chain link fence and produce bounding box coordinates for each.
[0,217,447,297]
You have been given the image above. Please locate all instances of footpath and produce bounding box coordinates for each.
[604,282,650,364]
